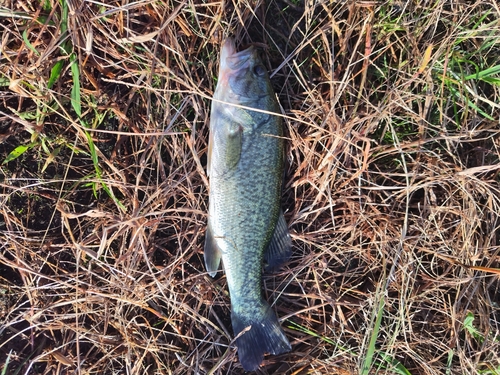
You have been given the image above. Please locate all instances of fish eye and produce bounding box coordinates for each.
[253,65,266,76]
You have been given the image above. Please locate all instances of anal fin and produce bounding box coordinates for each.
[204,223,222,277]
[264,210,292,272]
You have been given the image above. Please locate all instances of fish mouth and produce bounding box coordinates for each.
[219,38,256,74]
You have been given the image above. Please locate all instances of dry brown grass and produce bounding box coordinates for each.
[1,0,499,374]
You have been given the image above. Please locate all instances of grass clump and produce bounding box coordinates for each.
[1,0,499,374]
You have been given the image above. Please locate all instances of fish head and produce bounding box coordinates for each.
[214,38,273,105]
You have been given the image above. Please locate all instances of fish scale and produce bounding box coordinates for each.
[204,38,292,371]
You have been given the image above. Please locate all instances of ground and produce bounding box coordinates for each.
[0,1,499,374]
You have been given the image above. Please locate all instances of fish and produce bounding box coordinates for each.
[204,37,292,371]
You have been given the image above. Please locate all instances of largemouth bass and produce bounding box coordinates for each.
[204,38,292,371]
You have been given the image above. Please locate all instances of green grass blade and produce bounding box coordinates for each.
[83,130,126,211]
[70,53,81,117]
[100,180,126,212]
[287,321,339,347]
[59,0,71,55]
[463,312,485,343]
[22,28,40,56]
[47,0,73,89]
[84,130,98,166]
[378,351,412,375]
[1,350,12,375]
[361,296,385,375]
[464,64,500,82]
[449,86,495,121]
[2,143,35,164]
[47,60,65,89]
[446,349,454,374]
[479,76,500,85]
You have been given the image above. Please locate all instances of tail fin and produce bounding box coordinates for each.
[231,302,291,371]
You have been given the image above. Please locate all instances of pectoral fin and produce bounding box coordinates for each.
[204,223,222,277]
[221,122,242,174]
[264,210,292,272]
[209,114,243,177]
